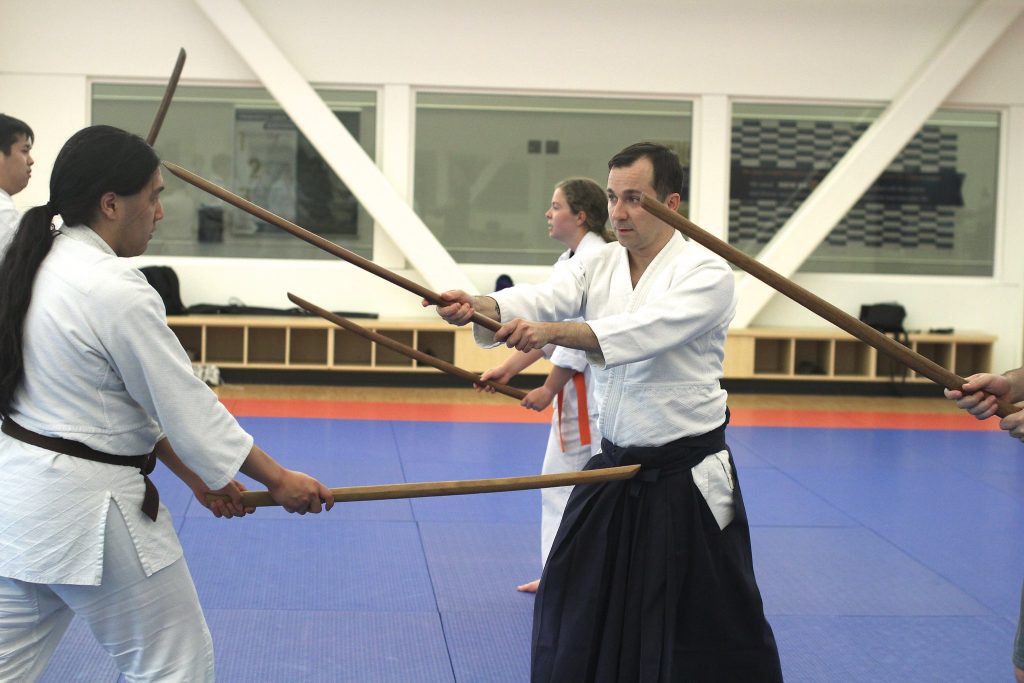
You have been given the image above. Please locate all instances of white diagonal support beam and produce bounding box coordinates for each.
[733,0,1024,328]
[192,0,476,295]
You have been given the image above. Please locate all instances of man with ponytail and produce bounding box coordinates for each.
[0,113,34,255]
[0,125,335,682]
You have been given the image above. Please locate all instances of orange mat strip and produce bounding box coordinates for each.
[221,398,551,424]
[728,408,999,431]
[221,398,998,431]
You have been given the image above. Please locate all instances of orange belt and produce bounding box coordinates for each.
[556,371,591,452]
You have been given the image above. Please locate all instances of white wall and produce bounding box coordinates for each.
[1,0,1022,368]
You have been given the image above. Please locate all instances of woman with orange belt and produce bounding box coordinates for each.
[479,177,611,593]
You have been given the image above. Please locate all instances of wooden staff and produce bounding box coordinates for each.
[288,292,526,400]
[208,464,641,508]
[161,161,502,332]
[639,195,1019,418]
[146,48,186,146]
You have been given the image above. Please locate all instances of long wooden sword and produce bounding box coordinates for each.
[146,48,187,146]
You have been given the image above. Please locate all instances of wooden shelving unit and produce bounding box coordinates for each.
[166,315,552,375]
[723,328,995,382]
[168,317,995,384]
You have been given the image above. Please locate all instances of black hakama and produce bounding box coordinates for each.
[531,418,783,682]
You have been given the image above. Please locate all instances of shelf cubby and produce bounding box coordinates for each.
[416,331,456,366]
[953,343,993,378]
[172,326,203,362]
[832,340,873,378]
[753,338,793,375]
[725,328,995,383]
[374,330,415,367]
[289,328,329,365]
[912,341,952,379]
[205,326,245,364]
[333,328,373,366]
[249,327,286,364]
[794,339,832,376]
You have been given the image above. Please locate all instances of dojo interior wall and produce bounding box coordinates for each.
[1,0,1022,370]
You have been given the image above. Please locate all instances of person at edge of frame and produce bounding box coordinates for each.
[946,370,1024,683]
[0,113,35,254]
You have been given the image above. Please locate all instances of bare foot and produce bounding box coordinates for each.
[517,579,540,593]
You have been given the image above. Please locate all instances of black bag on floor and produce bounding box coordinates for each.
[140,266,186,316]
[858,303,907,337]
[859,302,909,388]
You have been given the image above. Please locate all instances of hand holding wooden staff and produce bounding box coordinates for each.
[638,195,1020,418]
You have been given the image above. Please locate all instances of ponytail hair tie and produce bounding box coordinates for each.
[44,201,58,218]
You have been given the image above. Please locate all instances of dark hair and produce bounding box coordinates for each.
[608,141,683,201]
[0,114,34,156]
[0,125,158,416]
[556,177,612,242]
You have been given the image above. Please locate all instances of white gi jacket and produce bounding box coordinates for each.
[0,188,19,256]
[477,231,735,448]
[0,225,252,585]
[546,231,606,379]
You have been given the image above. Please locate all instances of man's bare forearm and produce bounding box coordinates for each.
[543,363,576,393]
[154,438,204,490]
[544,321,600,354]
[471,295,500,321]
[501,348,548,376]
[1004,367,1024,402]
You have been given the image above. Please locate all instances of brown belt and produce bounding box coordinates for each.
[2,417,160,521]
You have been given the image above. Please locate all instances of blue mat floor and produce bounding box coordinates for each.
[37,418,1024,682]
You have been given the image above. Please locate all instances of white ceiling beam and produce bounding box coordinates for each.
[732,0,1024,328]
[191,0,476,295]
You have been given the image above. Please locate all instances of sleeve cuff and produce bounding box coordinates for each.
[201,431,254,490]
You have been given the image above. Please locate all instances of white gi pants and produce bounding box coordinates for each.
[0,505,214,682]
[540,380,602,566]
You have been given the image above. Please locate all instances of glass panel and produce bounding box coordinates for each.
[729,103,998,276]
[415,93,692,265]
[91,84,377,259]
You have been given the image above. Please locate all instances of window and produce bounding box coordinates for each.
[730,103,998,276]
[92,84,377,259]
[415,93,692,265]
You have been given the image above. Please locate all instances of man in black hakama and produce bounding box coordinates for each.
[532,416,783,682]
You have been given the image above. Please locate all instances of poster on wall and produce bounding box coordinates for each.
[234,110,298,234]
[233,109,362,237]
